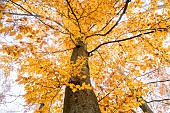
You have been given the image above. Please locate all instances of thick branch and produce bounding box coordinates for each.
[89,30,154,53]
[89,26,170,53]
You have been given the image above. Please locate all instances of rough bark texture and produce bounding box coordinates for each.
[63,40,101,113]
[139,97,153,113]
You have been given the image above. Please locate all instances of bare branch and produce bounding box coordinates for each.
[4,96,20,103]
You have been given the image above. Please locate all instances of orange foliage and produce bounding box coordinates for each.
[0,0,170,112]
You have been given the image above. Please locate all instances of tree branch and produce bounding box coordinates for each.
[96,7,124,34]
[8,0,70,34]
[89,26,170,53]
[0,10,39,17]
[136,69,159,78]
[96,50,107,65]
[9,0,33,16]
[0,10,68,33]
[147,79,170,84]
[147,99,170,103]
[86,0,130,39]
[89,30,153,53]
[65,0,82,33]
[8,0,78,45]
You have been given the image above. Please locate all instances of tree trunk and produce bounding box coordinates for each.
[63,40,101,113]
[139,97,153,113]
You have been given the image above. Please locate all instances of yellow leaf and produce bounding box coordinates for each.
[72,88,77,92]
[69,83,75,89]
[81,75,87,79]
[159,23,166,28]
[6,19,13,22]
[76,85,80,89]
[3,27,9,33]
[139,1,145,4]
[0,23,3,27]
[0,12,2,18]
[5,13,12,18]
[9,26,14,30]
[10,31,16,36]
[138,98,142,101]
[13,0,20,2]
[138,5,142,8]
[140,100,145,104]
[82,82,86,86]
[54,32,59,36]
[16,34,22,39]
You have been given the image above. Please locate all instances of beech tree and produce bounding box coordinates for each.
[0,0,170,113]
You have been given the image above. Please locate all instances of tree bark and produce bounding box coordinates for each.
[139,97,153,113]
[63,40,101,113]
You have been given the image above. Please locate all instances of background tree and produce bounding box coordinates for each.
[0,0,170,113]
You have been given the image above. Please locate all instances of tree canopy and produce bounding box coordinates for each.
[0,0,170,113]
